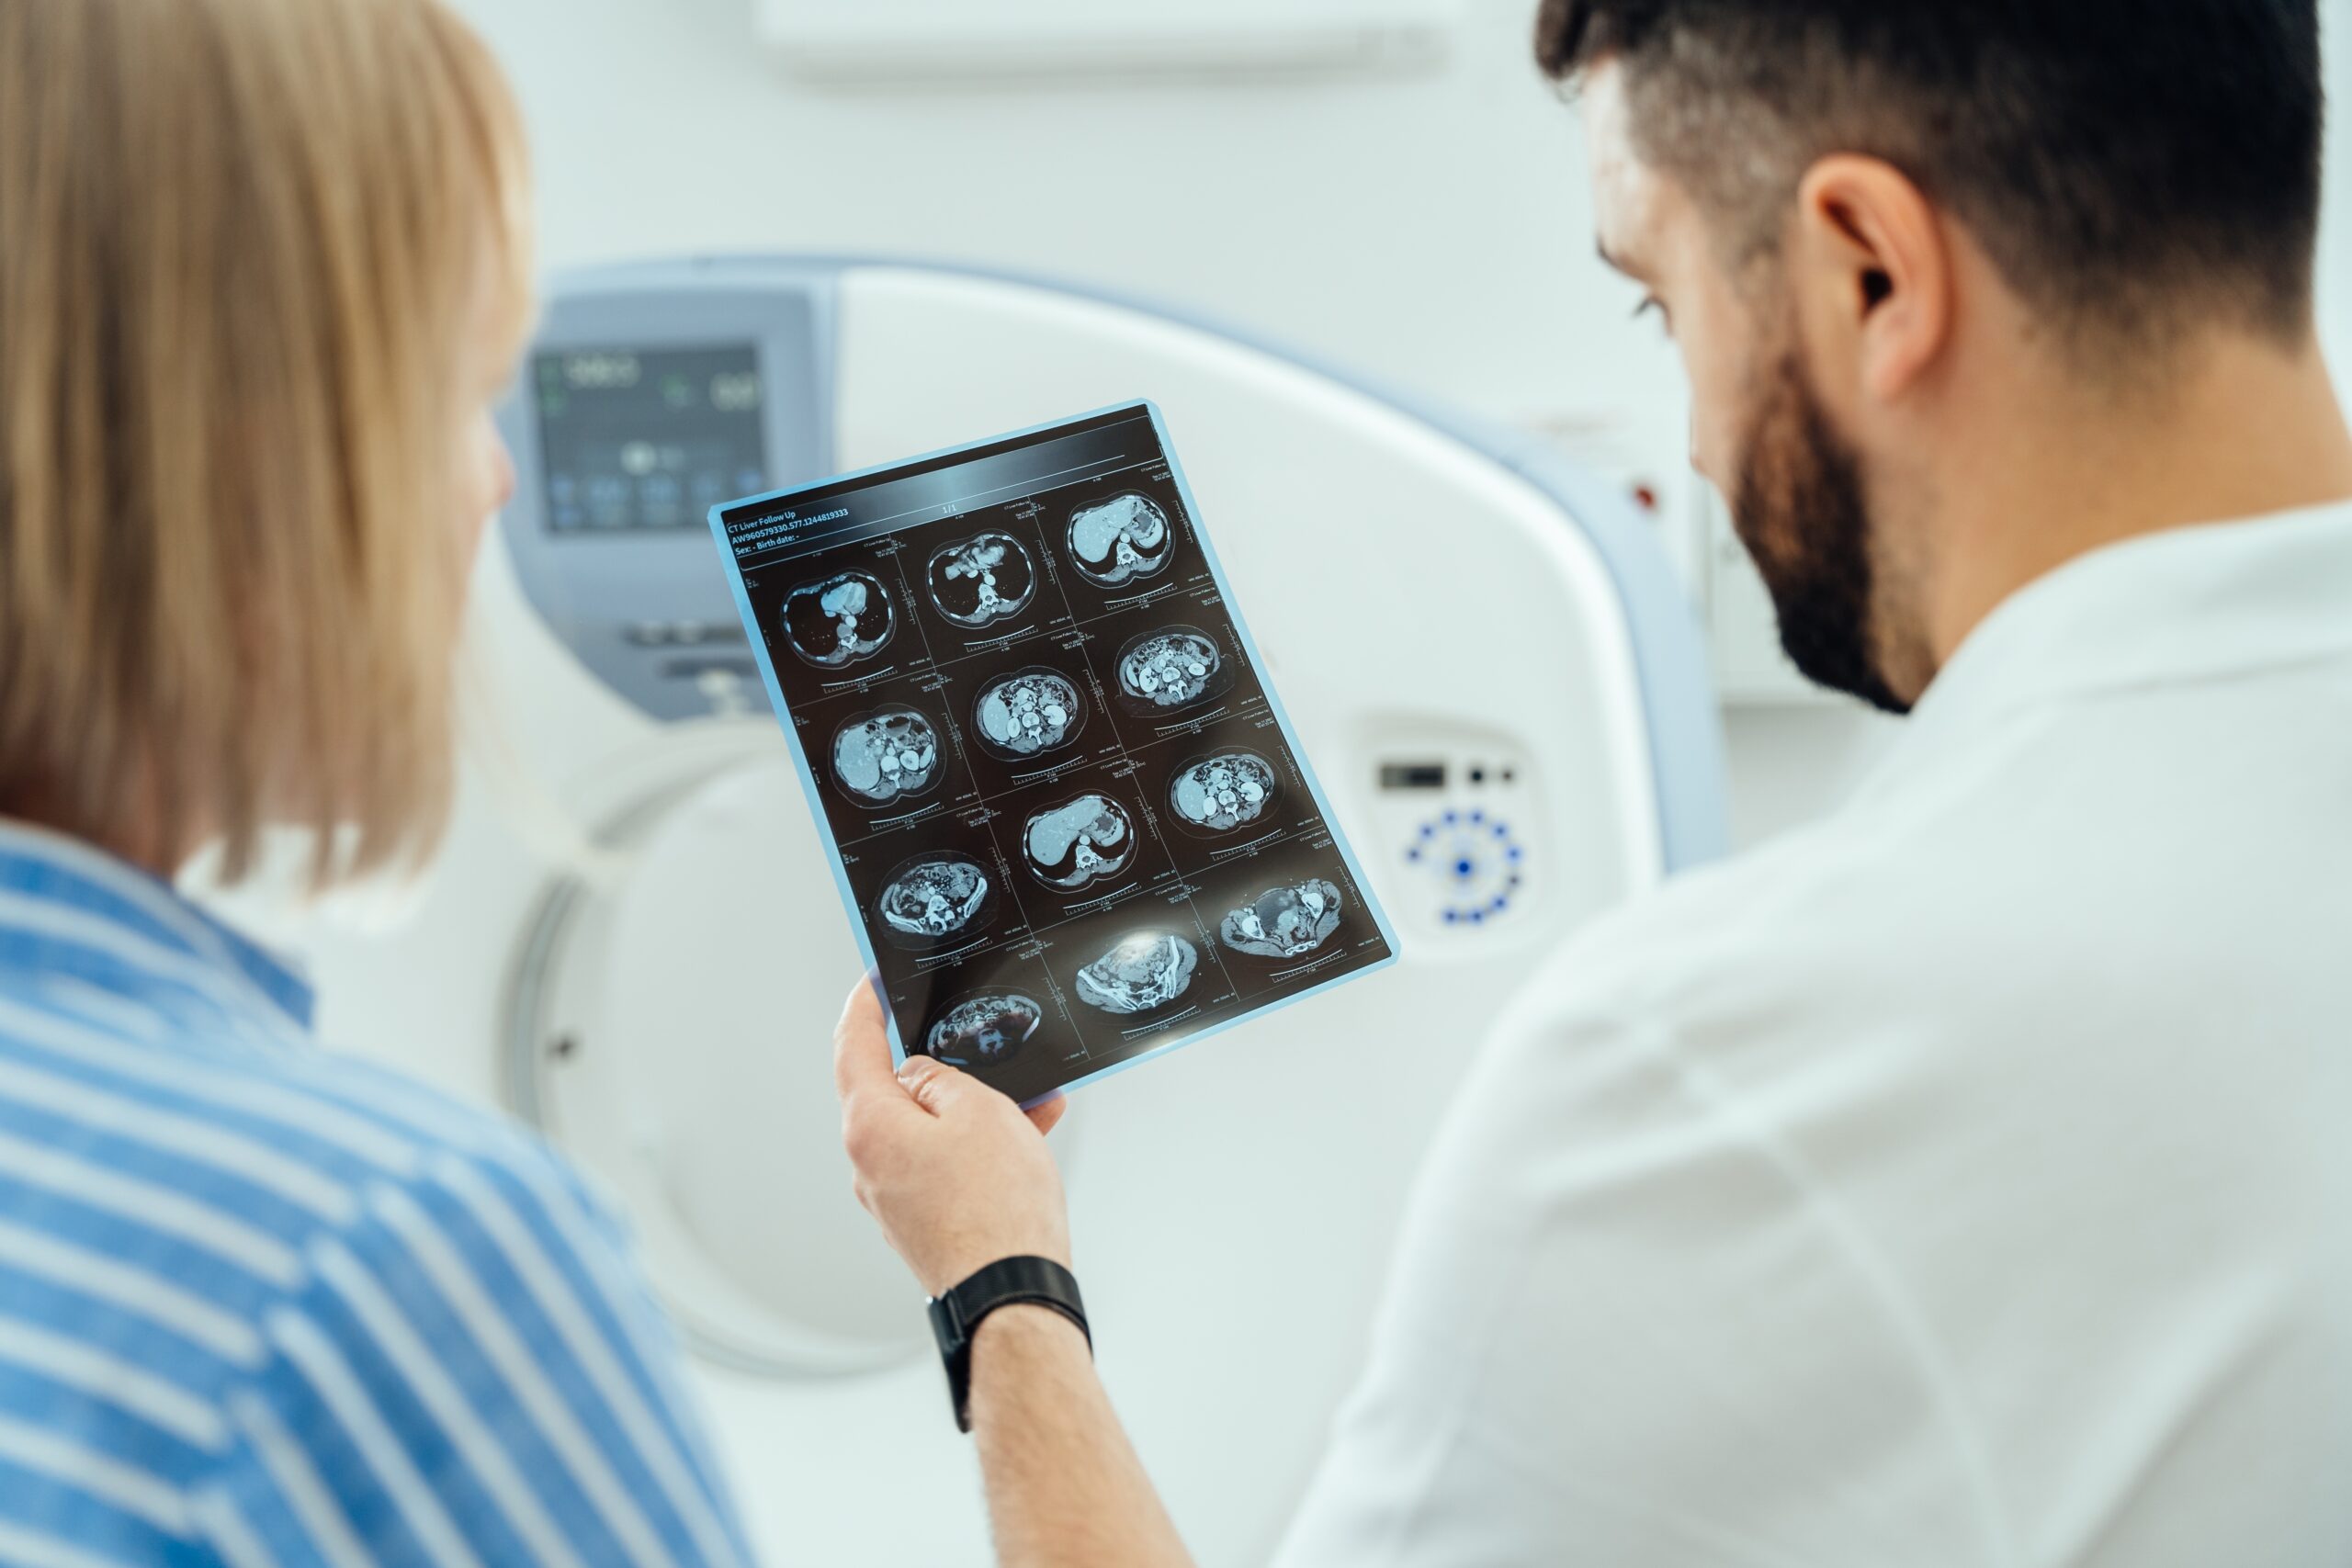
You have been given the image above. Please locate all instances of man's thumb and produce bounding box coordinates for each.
[897,1054,978,1115]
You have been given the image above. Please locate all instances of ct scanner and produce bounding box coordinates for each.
[256,256,1729,1565]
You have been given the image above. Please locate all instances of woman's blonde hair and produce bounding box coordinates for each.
[0,0,533,886]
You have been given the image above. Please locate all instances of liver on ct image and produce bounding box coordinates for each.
[830,705,942,806]
[971,666,1088,761]
[1019,792,1137,892]
[1066,492,1176,589]
[1167,750,1279,835]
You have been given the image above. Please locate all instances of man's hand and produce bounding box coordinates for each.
[834,976,1194,1568]
[834,977,1073,1297]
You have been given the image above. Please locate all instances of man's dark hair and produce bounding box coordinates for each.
[1537,0,2326,348]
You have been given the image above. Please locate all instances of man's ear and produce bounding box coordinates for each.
[1791,154,1954,403]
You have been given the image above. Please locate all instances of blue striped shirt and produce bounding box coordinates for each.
[0,821,753,1566]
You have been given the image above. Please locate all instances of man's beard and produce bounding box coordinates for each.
[1728,348,1912,716]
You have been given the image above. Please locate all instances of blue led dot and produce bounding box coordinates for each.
[1406,847,1422,863]
[1492,824,1510,839]
[1454,858,1475,880]
[1508,846,1524,862]
[1442,810,1458,826]
[1442,909,1459,925]
[1469,909,1486,924]
[1419,823,1435,839]
[1492,896,1509,912]
[1469,809,1485,825]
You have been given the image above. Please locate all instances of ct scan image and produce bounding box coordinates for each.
[873,850,998,950]
[1020,792,1138,893]
[1112,624,1234,716]
[718,402,1396,1102]
[926,530,1037,629]
[972,666,1089,761]
[1168,749,1282,836]
[1074,931,1200,1016]
[782,569,896,669]
[923,987,1046,1070]
[1220,877,1346,960]
[1067,491,1176,589]
[831,705,943,807]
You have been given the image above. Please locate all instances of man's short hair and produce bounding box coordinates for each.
[1536,0,2326,347]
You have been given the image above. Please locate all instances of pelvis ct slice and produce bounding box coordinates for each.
[1221,878,1344,959]
[1074,932,1197,1015]
[923,990,1044,1068]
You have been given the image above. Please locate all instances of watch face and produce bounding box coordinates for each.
[927,1290,978,1431]
[925,1291,960,1344]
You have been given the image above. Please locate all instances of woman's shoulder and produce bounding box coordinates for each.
[0,988,729,1557]
[0,962,633,1288]
[231,1035,634,1255]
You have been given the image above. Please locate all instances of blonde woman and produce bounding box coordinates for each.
[0,1,750,1560]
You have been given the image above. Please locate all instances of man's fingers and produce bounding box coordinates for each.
[899,1057,1068,1135]
[833,973,904,1108]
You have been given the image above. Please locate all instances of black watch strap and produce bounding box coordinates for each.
[927,1256,1091,1433]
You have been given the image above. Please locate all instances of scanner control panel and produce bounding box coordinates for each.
[1365,737,1544,950]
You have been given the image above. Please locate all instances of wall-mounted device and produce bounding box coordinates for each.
[753,0,1462,83]
[1363,726,1544,949]
[498,272,833,722]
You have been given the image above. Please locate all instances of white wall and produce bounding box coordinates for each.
[454,0,2352,846]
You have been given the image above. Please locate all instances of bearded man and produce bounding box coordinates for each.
[835,5,2352,1564]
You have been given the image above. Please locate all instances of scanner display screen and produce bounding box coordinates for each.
[712,403,1398,1105]
[537,344,767,532]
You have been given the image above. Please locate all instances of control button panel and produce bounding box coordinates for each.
[1364,739,1543,948]
[1406,807,1526,927]
[624,620,750,649]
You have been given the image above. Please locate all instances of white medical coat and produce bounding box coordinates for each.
[1275,501,2352,1567]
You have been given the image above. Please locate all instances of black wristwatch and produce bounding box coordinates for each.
[927,1256,1091,1433]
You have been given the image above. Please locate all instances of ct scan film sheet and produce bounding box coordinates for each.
[710,401,1399,1105]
